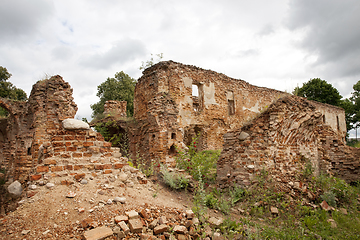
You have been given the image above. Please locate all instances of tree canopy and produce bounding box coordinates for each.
[0,66,27,117]
[293,78,342,106]
[91,71,136,118]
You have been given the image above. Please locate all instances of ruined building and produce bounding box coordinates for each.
[0,61,358,184]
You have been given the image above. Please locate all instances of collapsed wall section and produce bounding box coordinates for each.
[217,96,358,188]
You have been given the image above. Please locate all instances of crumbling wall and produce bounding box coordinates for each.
[217,95,359,188]
[104,100,127,118]
[0,76,78,181]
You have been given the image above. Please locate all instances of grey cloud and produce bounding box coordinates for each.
[236,49,260,57]
[51,46,73,61]
[285,0,360,77]
[80,38,147,69]
[0,0,54,43]
[257,24,275,37]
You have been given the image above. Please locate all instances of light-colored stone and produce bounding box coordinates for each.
[238,132,249,140]
[149,218,158,229]
[128,218,143,233]
[83,226,113,240]
[208,217,223,227]
[327,219,337,228]
[154,224,168,235]
[270,206,279,214]
[185,210,194,219]
[125,210,139,219]
[340,208,348,215]
[114,215,128,223]
[7,181,22,196]
[113,197,126,204]
[62,119,90,130]
[46,182,55,189]
[173,225,187,234]
[118,221,130,234]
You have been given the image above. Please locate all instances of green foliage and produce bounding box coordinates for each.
[219,218,245,238]
[0,66,27,117]
[160,165,189,190]
[303,160,314,179]
[176,135,220,183]
[293,78,342,106]
[320,191,337,207]
[91,71,136,118]
[139,53,163,70]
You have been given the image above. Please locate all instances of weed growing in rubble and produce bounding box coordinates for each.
[176,135,220,184]
[160,165,189,190]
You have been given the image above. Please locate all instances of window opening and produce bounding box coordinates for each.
[192,85,199,96]
[337,116,340,131]
[228,100,235,115]
[27,147,31,155]
[323,115,326,123]
[168,144,177,155]
[171,133,176,139]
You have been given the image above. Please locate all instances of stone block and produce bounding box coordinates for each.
[128,218,143,233]
[51,166,63,172]
[115,215,128,223]
[72,153,83,158]
[118,221,130,234]
[125,210,139,219]
[83,226,113,240]
[83,153,93,157]
[103,170,112,174]
[62,119,90,130]
[154,224,168,235]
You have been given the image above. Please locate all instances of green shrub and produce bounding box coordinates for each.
[160,165,189,190]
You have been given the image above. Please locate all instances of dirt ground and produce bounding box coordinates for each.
[0,166,209,240]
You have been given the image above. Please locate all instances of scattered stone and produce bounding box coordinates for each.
[115,215,128,223]
[46,183,55,189]
[340,208,348,215]
[81,179,88,185]
[238,132,249,140]
[66,191,77,198]
[320,201,334,211]
[139,209,149,219]
[327,219,337,228]
[154,224,168,235]
[113,197,126,204]
[29,184,37,190]
[7,181,23,196]
[21,230,30,235]
[118,221,130,234]
[106,199,113,205]
[128,218,143,233]
[149,218,158,229]
[185,210,194,219]
[208,217,223,227]
[159,216,167,224]
[83,226,113,240]
[173,225,187,234]
[126,210,139,219]
[78,208,85,213]
[62,119,90,130]
[270,206,279,215]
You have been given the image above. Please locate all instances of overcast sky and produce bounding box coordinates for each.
[1,0,360,127]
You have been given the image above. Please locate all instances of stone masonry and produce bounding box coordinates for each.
[217,95,360,186]
[132,61,347,168]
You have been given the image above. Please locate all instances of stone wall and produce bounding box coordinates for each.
[217,95,359,187]
[133,61,346,166]
[104,100,127,118]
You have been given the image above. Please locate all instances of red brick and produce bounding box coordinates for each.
[103,164,112,169]
[103,142,112,148]
[51,166,63,172]
[66,147,77,152]
[65,136,75,141]
[89,147,100,153]
[65,131,76,135]
[104,153,112,157]
[72,153,83,158]
[73,165,83,170]
[61,153,71,158]
[95,164,104,170]
[54,147,66,152]
[53,142,64,147]
[36,166,49,173]
[30,174,42,181]
[52,136,63,141]
[61,180,74,185]
[65,142,72,146]
[76,130,87,135]
[97,136,105,141]
[83,153,93,157]
[74,173,85,181]
[83,142,94,147]
[114,163,126,169]
[64,165,73,170]
[44,159,57,165]
[86,136,96,141]
[73,142,83,147]
[104,169,112,174]
[75,136,86,141]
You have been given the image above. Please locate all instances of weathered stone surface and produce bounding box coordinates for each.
[208,217,223,227]
[154,224,168,235]
[128,218,143,233]
[83,226,113,240]
[62,119,90,130]
[115,215,128,223]
[118,221,130,234]
[185,210,194,219]
[7,181,22,196]
[238,132,249,141]
[173,225,187,234]
[126,210,139,219]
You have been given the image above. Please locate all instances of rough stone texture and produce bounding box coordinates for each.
[83,226,113,240]
[62,119,90,130]
[131,61,346,168]
[128,218,143,233]
[217,95,360,187]
[103,100,127,118]
[7,180,22,196]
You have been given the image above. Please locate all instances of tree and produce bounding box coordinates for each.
[347,80,360,132]
[0,66,27,117]
[139,53,163,70]
[91,71,136,118]
[293,78,342,106]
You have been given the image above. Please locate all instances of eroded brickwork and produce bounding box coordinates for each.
[133,61,347,166]
[217,96,359,187]
[104,100,127,118]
